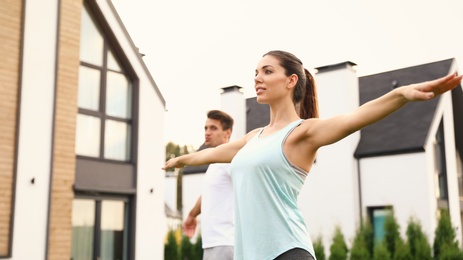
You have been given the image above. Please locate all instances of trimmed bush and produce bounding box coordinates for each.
[384,211,401,257]
[433,210,462,259]
[165,230,179,260]
[180,235,193,260]
[373,242,391,260]
[350,229,370,260]
[193,234,203,260]
[392,238,412,260]
[350,217,374,260]
[405,216,432,260]
[438,243,463,259]
[361,218,375,258]
[329,226,348,260]
[313,235,326,260]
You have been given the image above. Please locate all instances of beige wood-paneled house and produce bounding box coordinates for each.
[1,0,167,259]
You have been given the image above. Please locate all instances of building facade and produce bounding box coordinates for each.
[0,0,167,259]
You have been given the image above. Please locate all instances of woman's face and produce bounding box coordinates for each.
[254,55,292,104]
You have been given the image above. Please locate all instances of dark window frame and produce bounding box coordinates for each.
[367,206,393,245]
[71,194,134,260]
[77,12,134,163]
[75,1,139,190]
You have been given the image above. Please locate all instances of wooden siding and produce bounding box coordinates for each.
[0,0,22,256]
[47,0,82,259]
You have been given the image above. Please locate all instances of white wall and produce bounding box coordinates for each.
[165,174,178,212]
[360,153,436,239]
[135,76,167,259]
[182,174,206,224]
[97,0,167,258]
[10,0,59,259]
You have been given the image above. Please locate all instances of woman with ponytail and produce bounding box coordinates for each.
[164,50,462,260]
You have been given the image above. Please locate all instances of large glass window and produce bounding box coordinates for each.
[71,200,95,259]
[76,6,132,162]
[80,6,103,66]
[71,198,128,260]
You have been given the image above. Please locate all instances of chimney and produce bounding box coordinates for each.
[312,61,361,236]
[315,61,359,118]
[220,85,246,141]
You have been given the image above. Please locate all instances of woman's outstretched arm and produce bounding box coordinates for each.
[162,128,261,169]
[307,72,462,148]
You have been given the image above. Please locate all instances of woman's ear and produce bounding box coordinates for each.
[287,74,298,89]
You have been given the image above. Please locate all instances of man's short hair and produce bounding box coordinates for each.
[207,110,234,132]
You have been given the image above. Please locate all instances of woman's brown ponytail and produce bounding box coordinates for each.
[299,68,319,119]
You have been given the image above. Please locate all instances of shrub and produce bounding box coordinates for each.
[392,238,412,260]
[313,235,326,260]
[373,241,391,260]
[350,217,374,260]
[433,210,462,259]
[328,226,348,260]
[361,218,375,258]
[438,243,463,259]
[193,233,203,260]
[384,211,402,257]
[350,229,370,260]
[405,216,431,260]
[165,229,179,260]
[180,235,194,260]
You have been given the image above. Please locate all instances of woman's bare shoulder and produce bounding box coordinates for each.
[244,128,262,141]
[299,118,322,130]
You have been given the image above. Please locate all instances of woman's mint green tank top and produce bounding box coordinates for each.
[230,119,316,260]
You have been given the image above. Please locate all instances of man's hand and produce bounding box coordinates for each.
[183,215,197,238]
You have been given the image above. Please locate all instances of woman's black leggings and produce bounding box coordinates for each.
[274,248,315,260]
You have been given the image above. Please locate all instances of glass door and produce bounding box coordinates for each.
[71,198,128,260]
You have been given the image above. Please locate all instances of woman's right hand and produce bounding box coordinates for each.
[162,157,185,170]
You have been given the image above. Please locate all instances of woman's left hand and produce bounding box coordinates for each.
[402,72,462,101]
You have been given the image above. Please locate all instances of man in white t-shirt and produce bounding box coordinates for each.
[183,110,234,260]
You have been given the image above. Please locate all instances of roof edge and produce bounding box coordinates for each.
[354,147,425,159]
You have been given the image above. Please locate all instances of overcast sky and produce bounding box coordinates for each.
[112,0,463,148]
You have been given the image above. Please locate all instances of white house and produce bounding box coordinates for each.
[181,58,463,253]
[1,0,167,259]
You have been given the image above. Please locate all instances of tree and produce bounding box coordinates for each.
[193,233,203,260]
[329,226,348,260]
[350,219,372,260]
[165,142,181,163]
[373,242,391,260]
[405,216,431,260]
[384,210,402,257]
[165,142,193,164]
[165,229,179,260]
[180,235,195,260]
[433,210,463,259]
[392,238,412,260]
[313,235,326,260]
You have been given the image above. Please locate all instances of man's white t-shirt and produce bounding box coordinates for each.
[200,163,234,248]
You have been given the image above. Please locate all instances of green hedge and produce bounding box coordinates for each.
[313,210,462,259]
[165,210,463,259]
[164,230,202,260]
